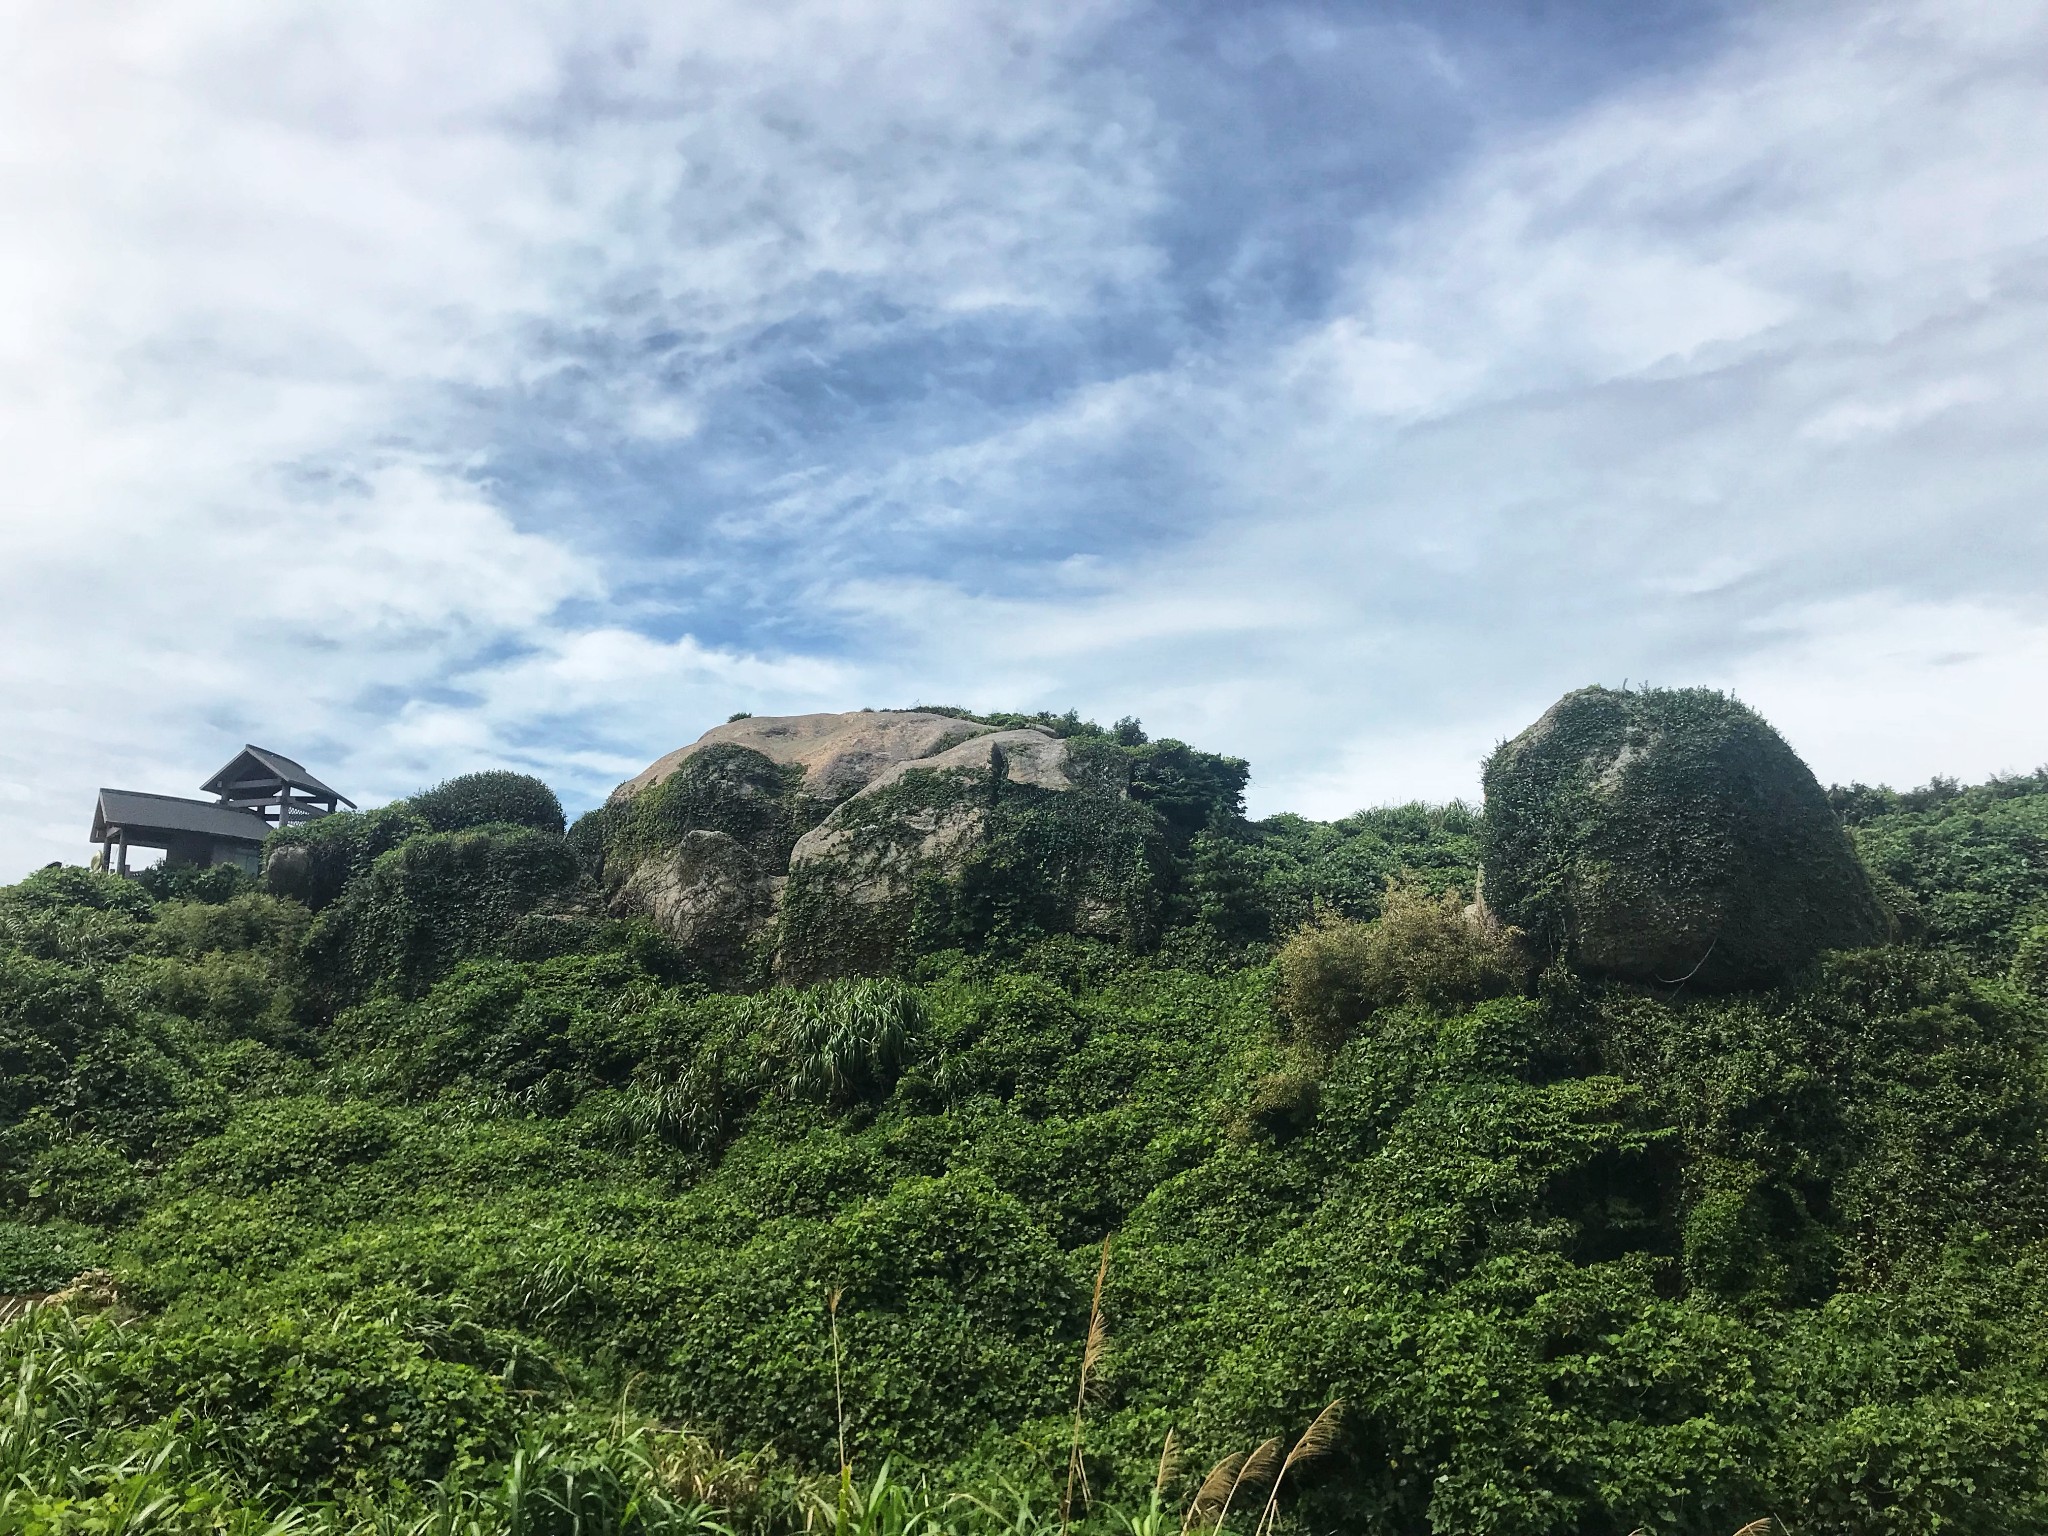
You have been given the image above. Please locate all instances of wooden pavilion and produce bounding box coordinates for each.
[90,745,355,876]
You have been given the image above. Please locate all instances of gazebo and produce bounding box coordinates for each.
[90,745,355,875]
[198,745,355,828]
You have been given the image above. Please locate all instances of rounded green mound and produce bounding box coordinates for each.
[1480,686,1885,988]
[409,771,566,837]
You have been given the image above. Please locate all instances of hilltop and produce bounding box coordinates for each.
[4,689,2047,1536]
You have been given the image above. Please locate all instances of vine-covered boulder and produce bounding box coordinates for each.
[597,713,1000,980]
[1480,686,1884,988]
[301,824,583,1006]
[263,805,430,912]
[598,710,1178,982]
[776,730,1163,981]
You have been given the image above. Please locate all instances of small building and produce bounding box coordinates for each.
[90,745,355,876]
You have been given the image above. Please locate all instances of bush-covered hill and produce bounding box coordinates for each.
[5,705,2048,1536]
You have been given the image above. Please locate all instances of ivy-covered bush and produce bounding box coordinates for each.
[300,824,583,1007]
[1848,772,2048,966]
[1274,879,1523,1050]
[408,770,567,837]
[5,730,2048,1535]
[262,803,430,912]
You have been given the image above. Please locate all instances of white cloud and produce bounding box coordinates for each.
[747,0,2048,827]
[0,0,1157,870]
[1725,595,2048,789]
[911,0,2048,816]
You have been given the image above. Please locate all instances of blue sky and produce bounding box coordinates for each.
[3,0,2046,873]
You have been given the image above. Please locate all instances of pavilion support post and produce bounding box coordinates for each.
[117,834,129,877]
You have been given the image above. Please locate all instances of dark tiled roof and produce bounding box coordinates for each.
[92,789,272,846]
[199,745,354,806]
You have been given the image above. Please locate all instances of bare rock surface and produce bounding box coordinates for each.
[840,728,1076,803]
[613,711,993,805]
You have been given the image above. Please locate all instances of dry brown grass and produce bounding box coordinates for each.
[1060,1238,1113,1532]
[1153,1429,1179,1499]
[1204,1435,1283,1535]
[1180,1451,1247,1535]
[1252,1401,1342,1536]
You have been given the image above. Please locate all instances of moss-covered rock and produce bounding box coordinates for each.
[776,731,1164,981]
[601,714,1171,983]
[263,805,431,912]
[1480,686,1884,988]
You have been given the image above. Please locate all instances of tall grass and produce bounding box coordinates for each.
[1059,1241,1111,1533]
[0,1300,1787,1536]
[764,980,921,1106]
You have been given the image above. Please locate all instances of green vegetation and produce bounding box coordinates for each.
[4,697,2048,1534]
[1481,687,1886,988]
[409,772,568,838]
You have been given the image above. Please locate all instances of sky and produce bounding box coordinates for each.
[3,0,2047,874]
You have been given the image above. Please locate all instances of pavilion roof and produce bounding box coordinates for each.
[91,789,273,846]
[199,745,354,806]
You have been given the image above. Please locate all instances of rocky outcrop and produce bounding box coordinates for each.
[614,828,780,983]
[600,710,1170,983]
[777,729,1162,981]
[603,713,998,972]
[612,711,994,805]
[1479,686,1885,989]
[841,728,1079,800]
[784,730,1078,893]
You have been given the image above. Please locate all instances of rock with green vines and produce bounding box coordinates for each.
[600,713,1003,979]
[775,730,1163,981]
[1479,685,1885,988]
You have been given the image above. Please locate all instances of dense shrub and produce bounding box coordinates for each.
[262,802,430,912]
[300,824,583,1006]
[2,866,155,920]
[132,862,252,904]
[336,952,677,1108]
[0,1218,99,1290]
[2015,923,2048,995]
[0,953,181,1144]
[5,742,2048,1534]
[409,770,568,836]
[1850,779,2048,965]
[1275,880,1522,1050]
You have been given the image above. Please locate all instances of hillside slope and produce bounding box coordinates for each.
[4,697,2047,1536]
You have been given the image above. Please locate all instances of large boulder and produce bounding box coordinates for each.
[614,828,780,981]
[1479,686,1885,988]
[599,714,996,977]
[612,710,994,806]
[776,729,1163,981]
[597,710,1161,982]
